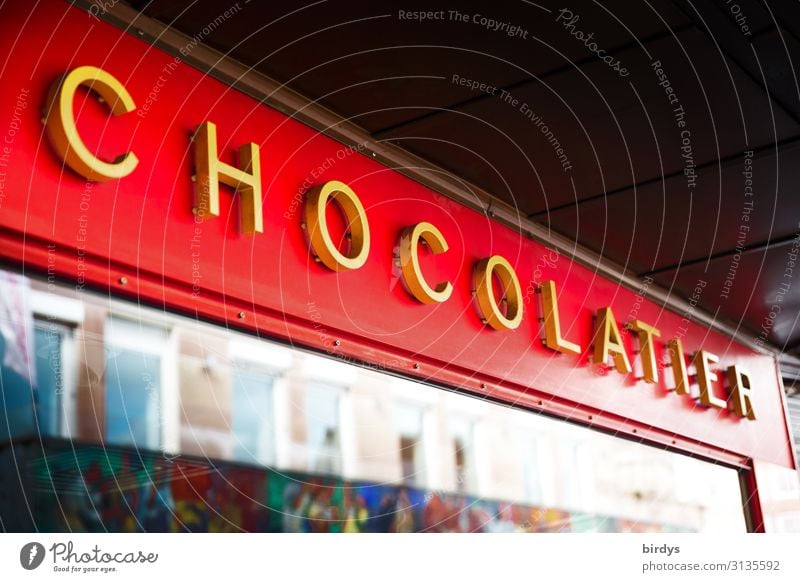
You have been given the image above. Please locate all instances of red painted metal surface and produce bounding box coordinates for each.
[740,461,766,533]
[0,0,794,469]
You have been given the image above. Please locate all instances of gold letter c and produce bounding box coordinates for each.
[45,65,138,181]
[398,221,452,304]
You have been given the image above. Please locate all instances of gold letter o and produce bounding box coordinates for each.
[304,180,370,271]
[473,256,523,331]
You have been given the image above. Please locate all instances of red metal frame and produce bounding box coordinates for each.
[740,460,766,533]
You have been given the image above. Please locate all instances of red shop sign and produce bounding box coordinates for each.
[0,0,794,468]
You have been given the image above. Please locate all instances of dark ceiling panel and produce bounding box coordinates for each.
[672,0,775,37]
[378,28,799,215]
[137,0,690,132]
[670,0,800,121]
[715,0,774,35]
[544,141,800,274]
[127,0,800,357]
[770,1,800,41]
[653,240,800,353]
[750,28,800,120]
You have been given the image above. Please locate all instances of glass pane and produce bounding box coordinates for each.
[33,324,63,436]
[105,347,161,450]
[450,416,476,493]
[306,383,341,475]
[0,269,759,532]
[519,434,542,505]
[752,459,800,532]
[0,333,34,440]
[231,364,274,465]
[395,402,425,487]
[0,271,35,440]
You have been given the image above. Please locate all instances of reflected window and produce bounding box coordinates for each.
[0,330,34,440]
[519,432,543,505]
[0,271,37,440]
[104,317,167,450]
[0,268,761,533]
[231,362,275,466]
[306,382,341,475]
[450,416,476,493]
[557,440,581,509]
[33,321,72,437]
[395,402,426,486]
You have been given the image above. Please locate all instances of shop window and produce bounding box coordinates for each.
[774,512,800,533]
[33,321,74,437]
[104,317,168,450]
[306,382,342,475]
[394,402,426,487]
[0,272,36,441]
[28,288,83,440]
[751,460,800,532]
[785,395,800,470]
[0,270,758,533]
[557,440,582,510]
[519,432,543,505]
[231,362,275,466]
[449,416,476,493]
[0,332,35,440]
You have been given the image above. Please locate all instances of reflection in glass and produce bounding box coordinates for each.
[0,268,771,532]
[306,382,342,475]
[104,318,164,450]
[231,363,274,465]
[395,402,426,487]
[33,322,66,437]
